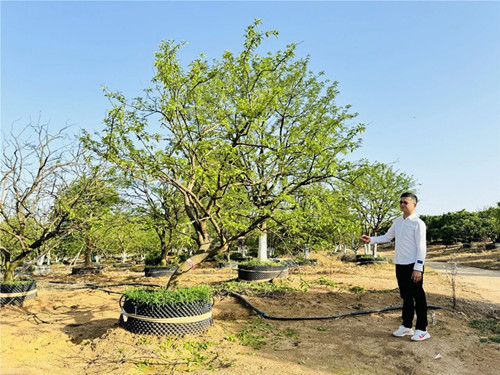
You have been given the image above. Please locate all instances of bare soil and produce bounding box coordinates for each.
[1,251,499,375]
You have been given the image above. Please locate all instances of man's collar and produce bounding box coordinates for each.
[403,212,418,220]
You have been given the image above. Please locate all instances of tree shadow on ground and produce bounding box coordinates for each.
[63,317,118,344]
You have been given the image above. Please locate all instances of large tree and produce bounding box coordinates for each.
[0,121,92,282]
[85,20,364,287]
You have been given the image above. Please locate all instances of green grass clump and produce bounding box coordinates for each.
[469,319,500,343]
[469,319,500,334]
[238,260,283,267]
[350,285,365,294]
[316,276,339,289]
[123,285,212,306]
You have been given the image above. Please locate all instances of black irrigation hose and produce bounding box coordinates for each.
[229,291,463,321]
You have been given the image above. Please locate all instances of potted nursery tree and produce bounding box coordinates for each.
[143,251,178,278]
[237,259,289,282]
[119,285,213,336]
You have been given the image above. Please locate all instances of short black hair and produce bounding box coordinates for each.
[400,192,418,203]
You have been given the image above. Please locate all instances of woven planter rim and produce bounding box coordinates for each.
[119,295,213,336]
[0,279,37,306]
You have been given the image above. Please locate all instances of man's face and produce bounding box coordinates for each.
[399,197,417,215]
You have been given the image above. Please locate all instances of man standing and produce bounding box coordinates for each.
[360,192,430,341]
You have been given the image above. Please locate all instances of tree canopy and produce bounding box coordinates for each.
[85,20,365,285]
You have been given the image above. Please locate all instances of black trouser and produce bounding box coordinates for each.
[395,263,428,331]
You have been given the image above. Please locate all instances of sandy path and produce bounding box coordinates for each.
[426,261,500,305]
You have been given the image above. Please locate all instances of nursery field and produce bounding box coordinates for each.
[1,250,499,375]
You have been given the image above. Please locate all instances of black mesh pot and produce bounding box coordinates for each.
[356,256,387,265]
[119,296,213,336]
[71,265,105,275]
[144,266,177,278]
[237,264,289,282]
[0,280,37,307]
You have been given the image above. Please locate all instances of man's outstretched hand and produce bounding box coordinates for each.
[360,235,371,243]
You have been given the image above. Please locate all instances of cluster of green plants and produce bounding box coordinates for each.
[144,252,163,266]
[316,276,340,289]
[122,285,212,306]
[225,318,300,351]
[469,319,500,343]
[349,285,365,294]
[213,280,302,297]
[238,260,283,267]
[115,335,225,372]
[313,277,368,295]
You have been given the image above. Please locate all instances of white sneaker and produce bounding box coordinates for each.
[411,330,431,341]
[393,325,414,337]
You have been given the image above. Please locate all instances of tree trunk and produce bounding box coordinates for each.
[84,237,93,266]
[167,241,226,289]
[3,262,15,283]
[364,243,370,255]
[258,221,268,262]
[158,228,168,266]
[3,258,22,283]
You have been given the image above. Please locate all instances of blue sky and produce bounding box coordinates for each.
[2,0,499,216]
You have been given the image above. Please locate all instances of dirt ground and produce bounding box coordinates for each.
[1,250,499,375]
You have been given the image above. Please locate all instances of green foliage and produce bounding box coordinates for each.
[422,205,500,244]
[84,20,365,277]
[182,341,215,367]
[122,286,212,306]
[337,161,416,237]
[469,319,500,334]
[270,184,356,254]
[238,260,283,267]
[135,360,151,370]
[349,285,365,294]
[226,317,301,351]
[229,318,274,350]
[483,336,500,343]
[469,319,500,343]
[144,251,162,266]
[213,279,301,296]
[316,276,340,289]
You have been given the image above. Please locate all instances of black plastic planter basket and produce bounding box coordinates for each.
[119,296,213,336]
[237,264,289,282]
[144,266,177,278]
[356,255,387,265]
[71,265,105,275]
[0,280,37,307]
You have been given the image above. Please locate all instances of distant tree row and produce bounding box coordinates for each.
[421,204,500,245]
